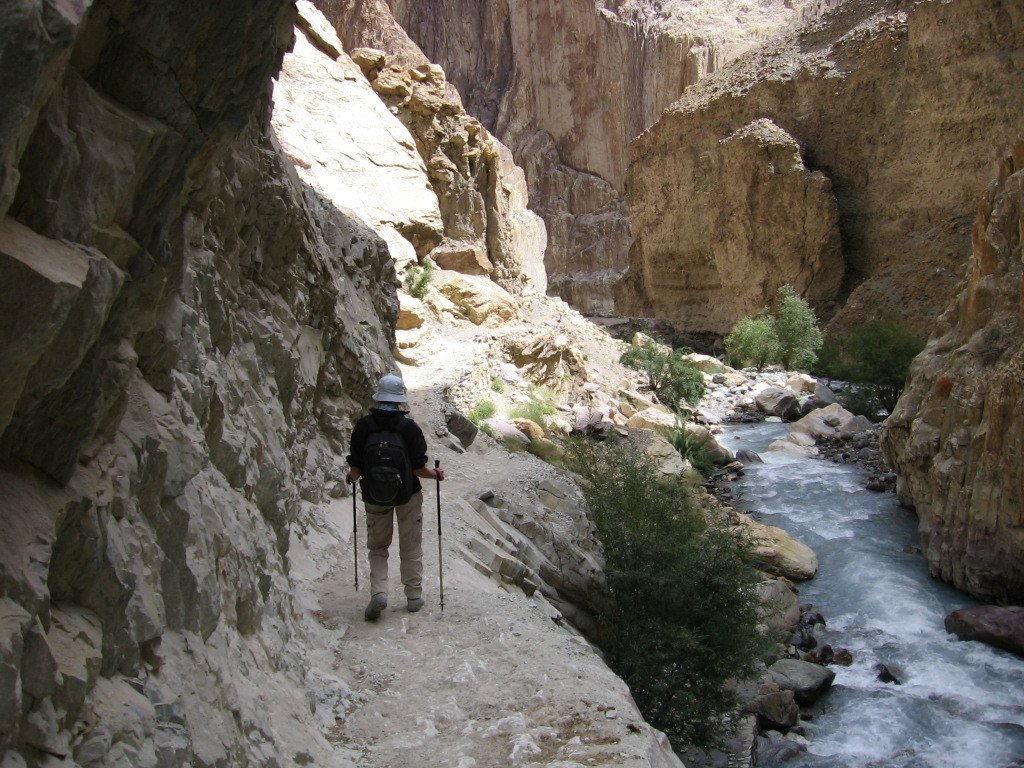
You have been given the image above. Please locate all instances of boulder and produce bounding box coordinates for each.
[768,658,836,704]
[396,293,428,330]
[512,418,545,441]
[626,407,677,431]
[757,579,800,639]
[445,409,478,448]
[504,331,586,390]
[735,515,818,581]
[814,382,838,404]
[748,689,799,730]
[735,449,764,464]
[431,240,493,276]
[767,439,817,458]
[483,419,530,446]
[624,429,692,479]
[944,606,1024,657]
[755,387,802,421]
[682,423,734,465]
[789,403,857,441]
[785,374,817,394]
[570,405,613,436]
[436,272,520,327]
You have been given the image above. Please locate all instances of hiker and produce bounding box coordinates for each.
[346,374,445,620]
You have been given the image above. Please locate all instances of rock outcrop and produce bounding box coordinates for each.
[0,1,401,763]
[882,142,1024,604]
[313,1,547,294]
[338,0,820,313]
[621,0,1024,340]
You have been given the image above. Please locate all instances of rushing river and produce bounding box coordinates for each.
[719,422,1024,768]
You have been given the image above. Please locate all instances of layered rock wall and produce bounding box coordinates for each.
[0,1,397,763]
[882,143,1024,604]
[337,0,817,313]
[620,0,1024,340]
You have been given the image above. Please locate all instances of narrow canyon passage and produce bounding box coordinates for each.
[720,424,1024,768]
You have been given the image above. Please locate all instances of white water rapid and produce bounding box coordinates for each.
[720,423,1024,768]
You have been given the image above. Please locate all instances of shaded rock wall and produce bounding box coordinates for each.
[342,0,816,314]
[882,143,1024,604]
[314,0,547,294]
[620,0,1024,340]
[0,0,396,763]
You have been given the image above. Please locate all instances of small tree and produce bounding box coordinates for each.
[723,314,780,369]
[620,342,705,412]
[841,320,924,413]
[568,441,766,749]
[774,284,823,370]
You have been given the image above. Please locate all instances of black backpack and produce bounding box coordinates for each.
[360,415,414,506]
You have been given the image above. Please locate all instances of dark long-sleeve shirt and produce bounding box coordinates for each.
[347,408,428,494]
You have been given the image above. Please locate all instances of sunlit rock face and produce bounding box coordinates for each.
[620,0,1024,341]
[333,0,820,314]
[883,142,1024,605]
[0,1,396,763]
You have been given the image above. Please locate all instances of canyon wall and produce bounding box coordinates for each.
[882,143,1024,605]
[0,1,399,763]
[331,0,817,314]
[619,0,1024,341]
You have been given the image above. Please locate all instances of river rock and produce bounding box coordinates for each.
[757,579,800,639]
[786,374,817,394]
[735,515,818,581]
[735,449,763,464]
[682,422,734,465]
[748,689,799,730]
[755,387,802,421]
[626,407,677,431]
[768,659,836,704]
[944,606,1024,657]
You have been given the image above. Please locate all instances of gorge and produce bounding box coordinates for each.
[1,0,1022,767]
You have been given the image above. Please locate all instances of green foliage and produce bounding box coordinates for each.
[816,320,924,414]
[838,384,881,420]
[723,314,780,370]
[403,259,434,299]
[508,392,557,429]
[567,442,766,750]
[620,342,706,413]
[468,400,496,425]
[774,284,824,370]
[489,376,505,393]
[667,429,715,476]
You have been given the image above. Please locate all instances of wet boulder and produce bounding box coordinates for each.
[944,606,1024,657]
[768,658,836,704]
[735,515,818,580]
[748,689,799,730]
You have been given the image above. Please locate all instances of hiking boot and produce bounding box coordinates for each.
[406,597,424,613]
[364,593,387,620]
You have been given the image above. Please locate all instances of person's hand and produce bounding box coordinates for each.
[435,468,446,482]
[346,468,360,484]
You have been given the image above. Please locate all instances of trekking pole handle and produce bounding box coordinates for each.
[352,480,359,590]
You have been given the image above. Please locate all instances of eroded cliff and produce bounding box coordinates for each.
[620,0,1024,341]
[0,1,397,763]
[882,143,1024,604]
[335,0,818,313]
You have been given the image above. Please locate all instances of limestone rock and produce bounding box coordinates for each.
[484,419,530,446]
[754,387,802,421]
[682,422,734,465]
[622,0,1024,339]
[436,272,520,327]
[271,11,443,269]
[504,331,586,391]
[430,239,493,276]
[768,659,836,704]
[620,118,842,339]
[396,293,428,330]
[735,515,818,581]
[512,418,545,441]
[626,408,677,431]
[944,606,1024,658]
[882,143,1024,603]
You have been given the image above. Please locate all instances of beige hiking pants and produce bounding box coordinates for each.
[364,491,423,600]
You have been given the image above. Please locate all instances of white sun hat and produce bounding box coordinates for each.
[372,374,408,403]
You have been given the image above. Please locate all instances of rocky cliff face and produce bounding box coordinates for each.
[337,0,816,314]
[313,0,547,294]
[620,0,1024,341]
[882,142,1024,604]
[0,1,398,763]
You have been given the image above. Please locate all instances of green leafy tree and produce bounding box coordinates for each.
[723,314,780,369]
[774,284,823,370]
[840,320,924,413]
[568,441,766,749]
[620,342,706,412]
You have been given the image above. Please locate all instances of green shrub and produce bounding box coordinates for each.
[668,429,715,476]
[468,400,496,425]
[723,314,780,370]
[816,320,924,414]
[489,376,505,393]
[567,442,766,750]
[509,392,557,429]
[620,342,706,413]
[403,259,434,299]
[838,384,881,421]
[774,284,823,370]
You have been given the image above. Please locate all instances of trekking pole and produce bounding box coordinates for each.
[435,459,445,612]
[351,481,359,590]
